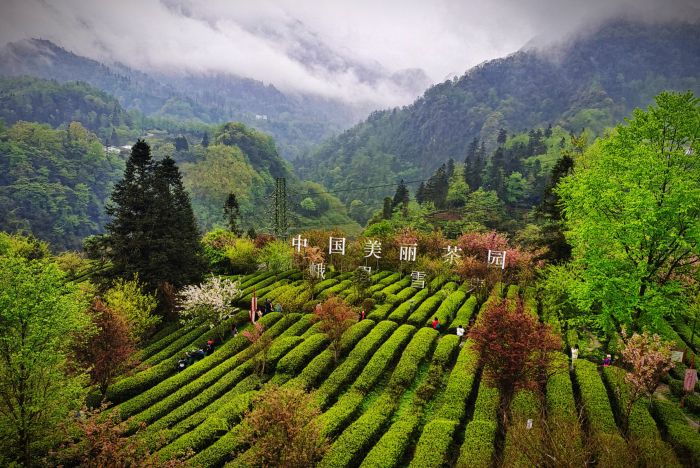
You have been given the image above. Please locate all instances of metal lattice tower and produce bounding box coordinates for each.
[273,177,288,239]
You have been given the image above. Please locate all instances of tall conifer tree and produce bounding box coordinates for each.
[106,140,204,297]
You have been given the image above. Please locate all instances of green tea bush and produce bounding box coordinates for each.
[573,360,630,465]
[315,321,397,408]
[435,340,479,421]
[387,289,430,322]
[456,420,498,468]
[359,413,419,468]
[276,333,330,376]
[107,312,249,403]
[366,304,392,321]
[427,290,466,329]
[367,272,400,293]
[320,394,396,468]
[409,419,459,468]
[351,324,415,394]
[318,390,365,438]
[448,296,477,330]
[136,321,186,361]
[387,328,437,393]
[115,313,282,419]
[406,293,445,327]
[651,399,700,466]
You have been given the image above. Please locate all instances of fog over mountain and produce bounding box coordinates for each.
[1,0,698,109]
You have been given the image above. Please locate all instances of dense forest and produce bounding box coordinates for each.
[0,38,365,160]
[298,21,700,211]
[0,78,360,250]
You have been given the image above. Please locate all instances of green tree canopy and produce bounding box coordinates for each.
[558,91,700,333]
[0,234,90,465]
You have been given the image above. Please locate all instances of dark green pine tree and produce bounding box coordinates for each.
[382,197,393,219]
[174,135,189,151]
[392,179,410,209]
[224,192,243,236]
[109,127,119,147]
[201,132,210,148]
[106,140,204,297]
[415,181,427,204]
[446,158,455,179]
[424,164,449,209]
[106,139,155,285]
[464,138,481,191]
[497,128,507,146]
[484,147,506,198]
[535,154,575,263]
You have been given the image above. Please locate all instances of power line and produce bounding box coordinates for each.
[287,178,427,198]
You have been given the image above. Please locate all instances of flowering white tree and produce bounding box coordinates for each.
[179,276,241,341]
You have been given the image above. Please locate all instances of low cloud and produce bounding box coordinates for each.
[0,0,697,107]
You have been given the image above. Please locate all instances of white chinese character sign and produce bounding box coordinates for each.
[359,265,372,274]
[364,240,382,259]
[487,249,507,269]
[310,262,326,279]
[328,237,346,255]
[400,244,418,262]
[443,245,462,265]
[411,270,426,289]
[291,234,308,252]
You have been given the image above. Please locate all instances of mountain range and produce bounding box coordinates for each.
[297,20,700,207]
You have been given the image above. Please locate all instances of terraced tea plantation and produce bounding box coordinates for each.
[109,270,700,467]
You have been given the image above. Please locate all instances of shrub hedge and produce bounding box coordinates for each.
[387,328,437,394]
[183,424,244,467]
[435,339,479,421]
[144,311,247,367]
[156,391,254,461]
[136,321,186,361]
[368,272,401,293]
[546,354,580,429]
[278,314,313,338]
[387,288,430,322]
[320,394,397,468]
[409,418,459,468]
[573,359,630,465]
[406,293,446,327]
[366,303,392,321]
[284,350,334,391]
[142,374,261,450]
[432,335,460,368]
[379,277,411,296]
[456,420,498,468]
[448,296,477,330]
[359,413,420,468]
[107,311,251,404]
[602,366,681,467]
[315,320,398,408]
[338,319,375,355]
[115,313,283,420]
[318,280,353,299]
[651,399,700,466]
[502,390,542,467]
[456,379,499,468]
[350,324,415,394]
[276,333,330,376]
[318,390,365,438]
[427,290,466,330]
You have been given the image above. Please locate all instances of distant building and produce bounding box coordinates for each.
[255,114,268,121]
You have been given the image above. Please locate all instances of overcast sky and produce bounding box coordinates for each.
[0,0,698,106]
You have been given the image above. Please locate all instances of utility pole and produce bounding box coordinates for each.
[273,177,288,239]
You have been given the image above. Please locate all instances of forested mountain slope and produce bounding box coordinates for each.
[0,38,363,159]
[298,21,700,206]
